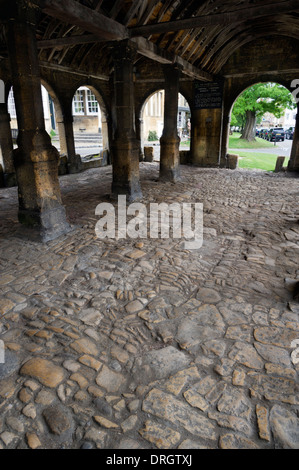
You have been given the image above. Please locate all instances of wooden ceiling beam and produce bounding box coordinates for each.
[130,0,299,37]
[36,0,129,41]
[36,0,214,81]
[39,60,109,81]
[38,34,102,49]
[131,36,213,82]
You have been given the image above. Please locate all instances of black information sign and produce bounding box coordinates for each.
[194,80,223,109]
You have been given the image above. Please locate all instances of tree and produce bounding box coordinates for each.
[231,83,296,141]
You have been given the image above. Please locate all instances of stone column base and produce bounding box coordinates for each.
[160,136,180,182]
[16,206,72,243]
[4,172,17,187]
[13,132,72,242]
[111,138,142,202]
[67,154,82,174]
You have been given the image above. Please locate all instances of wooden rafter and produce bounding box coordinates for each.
[137,0,159,26]
[8,0,298,87]
[189,26,220,64]
[38,34,102,49]
[129,0,299,37]
[93,0,104,12]
[208,21,299,73]
[109,0,126,20]
[157,0,212,52]
[123,0,146,26]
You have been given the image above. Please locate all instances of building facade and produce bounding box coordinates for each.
[143,91,190,141]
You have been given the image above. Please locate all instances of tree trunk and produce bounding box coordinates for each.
[241,110,256,141]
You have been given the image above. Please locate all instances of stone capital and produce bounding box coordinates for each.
[111,39,138,64]
[162,63,183,82]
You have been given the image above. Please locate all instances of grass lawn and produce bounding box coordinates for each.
[176,132,289,171]
[237,152,289,171]
[229,132,274,149]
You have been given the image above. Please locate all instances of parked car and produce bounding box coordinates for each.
[260,128,269,139]
[285,127,295,140]
[267,128,285,142]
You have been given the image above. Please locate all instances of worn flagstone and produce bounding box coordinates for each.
[0,164,298,449]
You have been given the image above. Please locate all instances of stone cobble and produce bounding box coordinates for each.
[0,163,298,449]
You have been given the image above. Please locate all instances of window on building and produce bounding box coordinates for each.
[73,90,85,115]
[145,91,163,117]
[178,111,182,126]
[8,89,16,118]
[157,91,163,117]
[87,89,99,115]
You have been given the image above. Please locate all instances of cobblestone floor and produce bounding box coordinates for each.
[0,163,298,449]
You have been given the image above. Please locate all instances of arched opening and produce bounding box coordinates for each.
[40,79,67,157]
[227,81,296,171]
[71,85,109,161]
[4,81,71,181]
[141,90,191,160]
[7,82,59,145]
[0,79,15,183]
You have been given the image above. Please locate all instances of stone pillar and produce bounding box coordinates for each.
[6,7,71,242]
[0,103,16,186]
[100,114,110,165]
[56,117,68,156]
[160,64,181,182]
[65,113,82,174]
[111,40,142,201]
[288,108,299,172]
[135,117,144,162]
[60,103,82,174]
[191,107,223,167]
[219,109,231,168]
[101,114,109,152]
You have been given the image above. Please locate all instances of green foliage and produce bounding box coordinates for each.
[231,82,296,127]
[148,130,159,141]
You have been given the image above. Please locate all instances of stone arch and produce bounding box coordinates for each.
[139,87,192,157]
[71,83,110,157]
[0,79,16,182]
[222,80,297,169]
[40,79,68,156]
[7,79,62,140]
